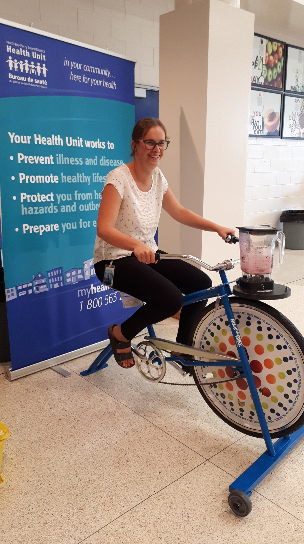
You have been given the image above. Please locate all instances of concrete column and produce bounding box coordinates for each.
[159,0,254,265]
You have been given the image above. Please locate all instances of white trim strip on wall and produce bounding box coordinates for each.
[135,84,159,91]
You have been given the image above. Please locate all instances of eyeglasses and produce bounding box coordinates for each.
[137,139,170,150]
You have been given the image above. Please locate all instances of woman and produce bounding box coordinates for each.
[94,118,235,368]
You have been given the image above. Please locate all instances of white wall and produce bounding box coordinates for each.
[1,0,304,235]
[0,0,175,87]
[241,0,304,228]
[241,0,304,50]
[244,138,304,227]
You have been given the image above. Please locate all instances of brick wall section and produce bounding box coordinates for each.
[0,0,175,87]
[244,138,304,227]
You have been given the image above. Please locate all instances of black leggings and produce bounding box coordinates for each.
[94,255,212,344]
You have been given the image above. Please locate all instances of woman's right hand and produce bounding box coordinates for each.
[133,241,156,264]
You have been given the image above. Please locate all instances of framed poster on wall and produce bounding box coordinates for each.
[286,45,304,95]
[251,34,285,90]
[249,89,282,137]
[282,95,304,138]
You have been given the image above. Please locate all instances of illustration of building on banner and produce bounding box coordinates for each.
[65,268,84,284]
[16,282,33,297]
[33,273,48,294]
[5,287,17,301]
[5,256,96,301]
[47,267,64,289]
[83,258,96,280]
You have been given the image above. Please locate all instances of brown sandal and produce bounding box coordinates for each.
[108,325,135,368]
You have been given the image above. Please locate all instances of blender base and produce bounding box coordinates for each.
[233,283,291,300]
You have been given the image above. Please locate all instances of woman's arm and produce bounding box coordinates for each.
[162,187,235,240]
[97,184,156,263]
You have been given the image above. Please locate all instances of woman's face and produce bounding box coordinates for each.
[132,125,166,170]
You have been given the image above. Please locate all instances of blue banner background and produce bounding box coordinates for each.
[0,23,134,103]
[0,22,136,371]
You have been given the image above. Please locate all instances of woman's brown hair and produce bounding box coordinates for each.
[131,118,168,157]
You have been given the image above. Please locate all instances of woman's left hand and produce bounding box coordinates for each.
[216,226,235,241]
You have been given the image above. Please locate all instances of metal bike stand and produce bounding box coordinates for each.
[80,343,111,376]
[228,427,304,516]
[217,270,304,517]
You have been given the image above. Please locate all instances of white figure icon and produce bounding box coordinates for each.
[42,64,47,77]
[6,56,14,70]
[13,59,19,71]
[36,62,41,76]
[19,60,24,73]
[24,60,30,73]
[30,61,36,74]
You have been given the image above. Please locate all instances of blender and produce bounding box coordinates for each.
[233,226,291,300]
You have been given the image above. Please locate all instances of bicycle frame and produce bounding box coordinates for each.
[148,268,276,456]
[82,266,277,455]
[81,254,304,512]
[147,269,242,368]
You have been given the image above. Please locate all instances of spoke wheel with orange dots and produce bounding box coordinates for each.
[189,297,304,438]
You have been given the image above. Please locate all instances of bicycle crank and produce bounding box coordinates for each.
[132,341,166,383]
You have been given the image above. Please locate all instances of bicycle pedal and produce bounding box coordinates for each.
[201,370,241,386]
[201,372,215,380]
[167,360,189,377]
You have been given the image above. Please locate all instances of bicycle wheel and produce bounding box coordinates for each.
[188,297,304,438]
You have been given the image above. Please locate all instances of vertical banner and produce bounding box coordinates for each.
[0,21,136,372]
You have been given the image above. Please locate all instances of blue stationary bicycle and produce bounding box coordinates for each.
[82,227,304,517]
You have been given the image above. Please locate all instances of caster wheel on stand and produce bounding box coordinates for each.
[228,490,252,517]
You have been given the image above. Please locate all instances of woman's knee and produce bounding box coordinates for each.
[165,288,183,317]
[205,275,212,289]
[193,272,212,292]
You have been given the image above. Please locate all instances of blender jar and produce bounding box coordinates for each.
[234,226,289,299]
[238,226,285,278]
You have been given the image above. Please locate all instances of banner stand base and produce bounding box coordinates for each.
[4,340,109,381]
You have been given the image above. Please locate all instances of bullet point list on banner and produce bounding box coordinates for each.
[15,228,18,232]
[10,156,13,160]
[11,176,15,180]
[13,196,16,200]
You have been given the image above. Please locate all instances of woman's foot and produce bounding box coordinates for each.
[108,325,135,368]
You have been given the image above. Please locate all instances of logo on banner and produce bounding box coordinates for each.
[6,41,48,89]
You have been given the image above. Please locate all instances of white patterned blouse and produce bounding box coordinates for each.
[93,163,168,263]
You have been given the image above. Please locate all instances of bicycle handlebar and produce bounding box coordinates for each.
[155,251,240,271]
[131,235,240,271]
[154,233,240,271]
[225,234,239,244]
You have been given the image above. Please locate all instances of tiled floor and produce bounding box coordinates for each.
[1,250,304,544]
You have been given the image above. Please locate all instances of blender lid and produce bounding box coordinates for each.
[237,225,279,235]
